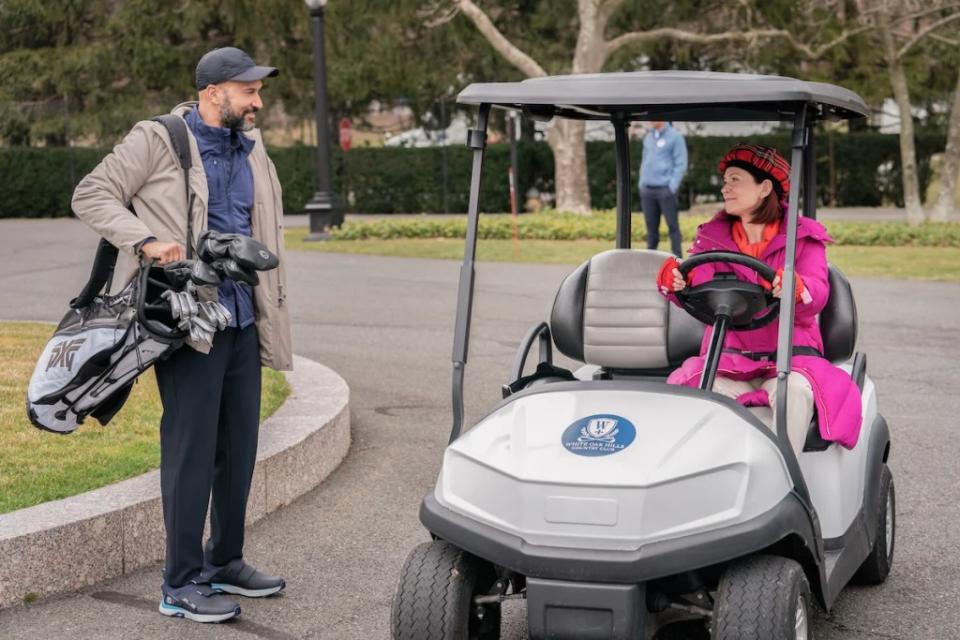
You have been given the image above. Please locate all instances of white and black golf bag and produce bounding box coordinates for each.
[26,242,190,434]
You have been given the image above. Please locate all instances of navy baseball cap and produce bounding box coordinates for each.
[195,47,279,90]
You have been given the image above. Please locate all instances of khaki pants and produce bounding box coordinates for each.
[712,374,813,455]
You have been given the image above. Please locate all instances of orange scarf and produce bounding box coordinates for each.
[732,219,780,258]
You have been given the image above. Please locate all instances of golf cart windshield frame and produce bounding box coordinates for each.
[448,73,868,506]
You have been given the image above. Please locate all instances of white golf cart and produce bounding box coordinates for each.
[392,71,894,640]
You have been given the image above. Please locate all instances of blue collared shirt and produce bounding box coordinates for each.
[186,108,256,329]
[639,123,688,194]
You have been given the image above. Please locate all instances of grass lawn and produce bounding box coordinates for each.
[286,231,960,281]
[0,322,290,514]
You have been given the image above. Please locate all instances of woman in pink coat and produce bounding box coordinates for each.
[656,143,862,453]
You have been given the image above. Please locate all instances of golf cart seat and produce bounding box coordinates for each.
[503,249,702,397]
[551,249,704,378]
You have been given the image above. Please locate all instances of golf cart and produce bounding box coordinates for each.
[392,71,894,640]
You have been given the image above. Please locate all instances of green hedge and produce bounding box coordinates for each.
[330,211,960,247]
[0,132,946,218]
[0,147,104,219]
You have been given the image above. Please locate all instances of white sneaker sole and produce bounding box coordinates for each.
[211,582,285,598]
[158,600,240,623]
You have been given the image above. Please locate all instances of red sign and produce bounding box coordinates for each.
[339,117,352,152]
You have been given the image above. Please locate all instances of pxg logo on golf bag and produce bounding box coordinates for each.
[561,414,636,457]
[46,338,85,372]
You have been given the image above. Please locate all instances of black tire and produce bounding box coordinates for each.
[392,540,501,640]
[713,555,812,640]
[852,465,895,585]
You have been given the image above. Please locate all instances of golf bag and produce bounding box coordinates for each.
[26,251,193,434]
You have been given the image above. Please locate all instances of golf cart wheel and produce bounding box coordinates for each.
[713,555,812,640]
[391,540,501,640]
[852,465,895,585]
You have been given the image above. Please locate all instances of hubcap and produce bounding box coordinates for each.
[795,595,809,640]
[885,489,894,560]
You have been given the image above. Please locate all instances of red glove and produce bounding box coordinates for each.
[656,256,681,293]
[775,268,809,303]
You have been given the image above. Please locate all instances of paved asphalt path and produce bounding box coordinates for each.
[0,218,958,639]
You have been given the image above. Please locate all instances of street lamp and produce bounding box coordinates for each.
[304,0,344,240]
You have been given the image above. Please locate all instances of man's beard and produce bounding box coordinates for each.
[220,95,256,132]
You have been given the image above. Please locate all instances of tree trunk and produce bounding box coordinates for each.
[934,70,960,222]
[532,1,608,213]
[547,119,591,213]
[882,25,925,224]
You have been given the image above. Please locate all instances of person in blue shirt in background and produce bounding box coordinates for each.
[639,121,688,257]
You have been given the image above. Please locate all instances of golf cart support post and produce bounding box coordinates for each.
[447,71,870,501]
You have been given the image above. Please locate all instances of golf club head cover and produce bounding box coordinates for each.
[190,260,223,287]
[197,230,278,272]
[162,261,195,289]
[163,260,223,288]
[210,257,259,286]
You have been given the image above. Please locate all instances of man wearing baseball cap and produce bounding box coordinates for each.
[71,47,292,623]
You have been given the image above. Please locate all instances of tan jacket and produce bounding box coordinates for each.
[71,102,293,370]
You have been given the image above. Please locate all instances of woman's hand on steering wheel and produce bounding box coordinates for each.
[657,256,689,293]
[770,273,784,298]
[668,268,686,292]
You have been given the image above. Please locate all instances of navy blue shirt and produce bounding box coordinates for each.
[186,108,256,329]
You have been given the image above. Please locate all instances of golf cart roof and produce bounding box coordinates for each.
[457,71,869,122]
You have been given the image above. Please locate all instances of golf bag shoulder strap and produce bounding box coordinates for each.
[151,113,196,259]
[72,114,197,308]
[152,113,192,173]
[71,238,119,309]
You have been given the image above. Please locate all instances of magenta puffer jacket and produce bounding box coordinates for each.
[663,211,863,449]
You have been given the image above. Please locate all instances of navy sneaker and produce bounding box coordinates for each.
[159,581,241,623]
[203,558,285,598]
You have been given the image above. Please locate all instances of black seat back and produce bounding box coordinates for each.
[820,265,858,362]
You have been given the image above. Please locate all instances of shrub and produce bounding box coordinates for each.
[0,132,946,217]
[329,210,960,247]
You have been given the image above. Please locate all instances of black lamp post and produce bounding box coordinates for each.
[304,0,344,240]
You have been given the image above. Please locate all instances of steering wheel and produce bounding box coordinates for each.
[675,251,780,330]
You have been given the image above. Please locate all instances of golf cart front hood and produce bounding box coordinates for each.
[435,386,792,551]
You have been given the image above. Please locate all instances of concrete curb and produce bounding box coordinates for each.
[0,354,350,609]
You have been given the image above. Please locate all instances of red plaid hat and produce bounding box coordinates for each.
[718,143,791,201]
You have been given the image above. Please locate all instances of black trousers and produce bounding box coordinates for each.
[155,325,261,588]
[640,185,683,257]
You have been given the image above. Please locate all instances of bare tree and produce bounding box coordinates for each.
[854,0,960,224]
[934,33,960,222]
[447,0,863,213]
